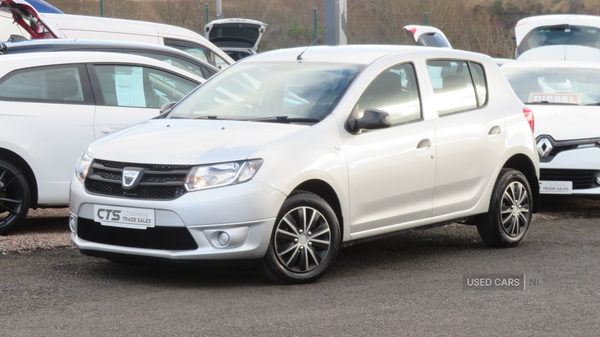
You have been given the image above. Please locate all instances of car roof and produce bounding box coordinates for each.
[0,50,205,82]
[247,45,489,65]
[42,13,235,65]
[3,39,219,72]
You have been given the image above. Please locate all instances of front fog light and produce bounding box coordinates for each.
[69,215,77,233]
[596,173,600,185]
[218,232,230,246]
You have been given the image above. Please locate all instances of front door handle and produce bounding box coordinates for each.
[488,126,501,135]
[417,138,431,149]
[101,127,121,134]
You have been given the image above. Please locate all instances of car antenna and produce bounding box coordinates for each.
[296,0,362,61]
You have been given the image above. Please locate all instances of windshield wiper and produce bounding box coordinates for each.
[582,103,600,106]
[250,116,321,124]
[194,115,220,119]
[526,101,578,105]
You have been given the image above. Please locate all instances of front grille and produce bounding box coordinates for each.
[540,169,600,190]
[77,218,198,250]
[85,159,191,199]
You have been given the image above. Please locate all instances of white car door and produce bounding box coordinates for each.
[343,63,436,234]
[89,64,199,139]
[426,60,506,216]
[0,64,95,204]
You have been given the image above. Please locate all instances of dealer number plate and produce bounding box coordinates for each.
[539,181,572,194]
[93,205,155,229]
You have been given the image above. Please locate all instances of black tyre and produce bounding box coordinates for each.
[0,160,31,235]
[259,191,341,284]
[477,169,532,248]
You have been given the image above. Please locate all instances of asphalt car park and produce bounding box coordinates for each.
[1,195,599,336]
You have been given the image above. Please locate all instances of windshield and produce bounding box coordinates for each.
[503,67,600,105]
[168,62,364,122]
[518,25,600,55]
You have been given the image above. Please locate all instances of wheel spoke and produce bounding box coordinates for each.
[282,214,300,235]
[276,228,297,238]
[284,246,301,267]
[310,227,330,238]
[0,203,17,214]
[509,216,518,235]
[306,209,319,231]
[0,197,22,204]
[307,245,321,266]
[0,176,16,192]
[309,238,330,246]
[300,207,307,232]
[277,243,298,257]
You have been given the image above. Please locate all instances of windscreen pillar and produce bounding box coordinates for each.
[324,0,347,46]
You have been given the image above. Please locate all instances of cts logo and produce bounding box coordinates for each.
[96,208,121,222]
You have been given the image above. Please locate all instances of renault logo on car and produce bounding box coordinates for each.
[122,168,144,190]
[536,137,553,158]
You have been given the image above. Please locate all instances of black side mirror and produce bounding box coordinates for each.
[347,108,391,133]
[159,101,178,114]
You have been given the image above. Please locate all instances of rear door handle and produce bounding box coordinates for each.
[417,138,431,149]
[488,126,501,135]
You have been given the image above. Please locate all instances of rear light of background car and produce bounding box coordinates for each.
[523,107,534,132]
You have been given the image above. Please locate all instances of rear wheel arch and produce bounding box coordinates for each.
[502,154,539,213]
[0,148,38,208]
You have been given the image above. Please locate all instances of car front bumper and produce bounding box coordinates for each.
[69,177,287,261]
[539,147,600,195]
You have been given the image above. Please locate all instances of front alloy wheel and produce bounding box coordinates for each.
[0,160,31,235]
[477,169,532,248]
[259,191,341,284]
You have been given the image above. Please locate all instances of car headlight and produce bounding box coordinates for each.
[184,159,263,191]
[75,152,93,182]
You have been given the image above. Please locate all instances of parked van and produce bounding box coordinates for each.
[0,0,234,67]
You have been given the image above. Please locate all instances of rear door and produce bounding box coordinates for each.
[87,63,199,139]
[426,59,506,216]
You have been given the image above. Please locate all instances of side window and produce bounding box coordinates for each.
[427,60,486,116]
[93,65,198,108]
[0,65,88,103]
[356,63,422,125]
[213,54,229,69]
[127,51,208,79]
[470,62,488,106]
[164,38,212,65]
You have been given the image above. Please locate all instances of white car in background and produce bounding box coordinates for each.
[502,45,600,195]
[514,14,600,57]
[0,0,234,68]
[204,18,268,61]
[0,51,204,235]
[70,45,539,284]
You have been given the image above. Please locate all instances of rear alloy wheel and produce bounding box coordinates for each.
[259,191,341,284]
[0,160,31,235]
[477,169,532,248]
